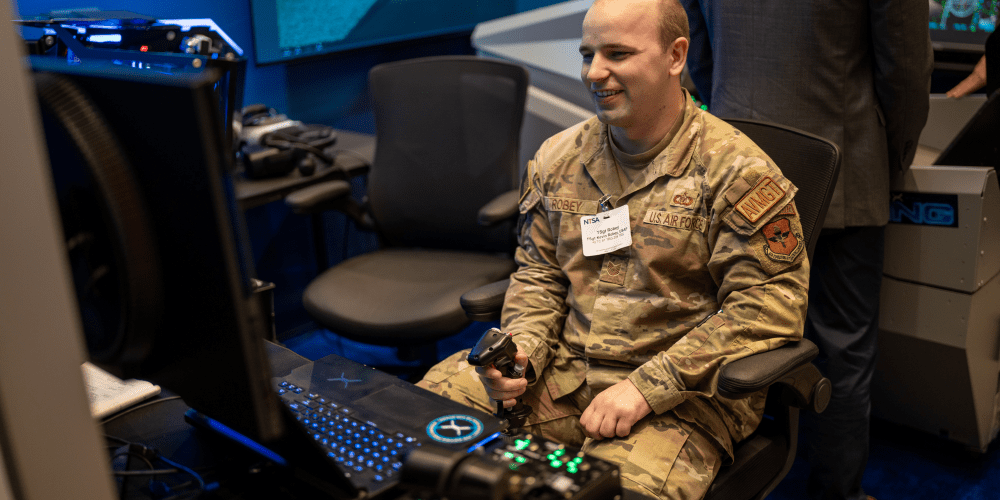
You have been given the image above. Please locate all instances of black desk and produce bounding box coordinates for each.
[102,391,283,499]
[234,129,375,211]
[99,342,650,500]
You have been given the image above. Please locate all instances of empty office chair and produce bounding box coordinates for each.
[286,56,528,365]
[460,118,841,500]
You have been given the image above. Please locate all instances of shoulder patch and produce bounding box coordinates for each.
[762,217,801,261]
[749,203,805,275]
[734,176,785,223]
[776,201,797,216]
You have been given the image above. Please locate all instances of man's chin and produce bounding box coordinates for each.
[595,110,627,127]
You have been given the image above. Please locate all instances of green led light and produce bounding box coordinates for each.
[567,466,578,474]
[515,439,530,450]
[547,454,556,461]
[504,452,515,459]
[554,449,565,456]
[515,456,527,463]
[550,460,563,468]
[573,457,583,464]
[700,105,708,111]
[509,463,519,471]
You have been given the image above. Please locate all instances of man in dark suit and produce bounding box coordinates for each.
[678,2,933,500]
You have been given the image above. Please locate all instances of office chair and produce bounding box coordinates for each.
[285,56,528,365]
[459,118,841,500]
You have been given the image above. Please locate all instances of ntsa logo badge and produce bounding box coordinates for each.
[889,192,958,227]
[582,215,601,225]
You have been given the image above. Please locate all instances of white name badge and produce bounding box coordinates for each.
[581,205,632,257]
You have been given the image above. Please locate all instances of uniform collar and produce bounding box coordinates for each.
[579,89,704,205]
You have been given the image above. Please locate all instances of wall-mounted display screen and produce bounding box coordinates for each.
[930,0,997,52]
[250,0,517,65]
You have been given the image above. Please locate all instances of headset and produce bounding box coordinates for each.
[235,104,338,179]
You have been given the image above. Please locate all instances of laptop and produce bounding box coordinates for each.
[265,342,506,497]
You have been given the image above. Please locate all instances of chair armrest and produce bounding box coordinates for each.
[719,339,831,413]
[478,190,520,226]
[284,180,375,230]
[460,279,510,322]
[284,179,351,213]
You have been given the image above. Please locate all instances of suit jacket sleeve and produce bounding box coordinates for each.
[869,0,933,171]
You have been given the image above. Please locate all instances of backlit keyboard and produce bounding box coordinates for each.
[276,379,420,493]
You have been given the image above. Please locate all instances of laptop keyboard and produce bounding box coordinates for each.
[276,379,421,492]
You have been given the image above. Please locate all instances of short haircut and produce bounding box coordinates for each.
[658,0,690,50]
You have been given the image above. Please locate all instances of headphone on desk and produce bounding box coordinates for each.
[236,104,338,179]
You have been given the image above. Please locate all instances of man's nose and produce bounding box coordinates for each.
[584,56,610,83]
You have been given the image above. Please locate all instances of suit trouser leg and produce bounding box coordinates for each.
[801,226,884,500]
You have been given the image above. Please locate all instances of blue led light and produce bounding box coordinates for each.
[87,34,122,43]
[467,431,504,453]
[183,409,287,466]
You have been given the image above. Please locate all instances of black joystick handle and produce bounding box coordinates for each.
[467,328,533,432]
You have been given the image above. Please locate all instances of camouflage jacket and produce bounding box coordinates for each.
[501,96,810,460]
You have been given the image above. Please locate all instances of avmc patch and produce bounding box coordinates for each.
[425,414,484,444]
[735,176,785,223]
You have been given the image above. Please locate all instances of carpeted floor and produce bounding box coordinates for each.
[768,416,1000,500]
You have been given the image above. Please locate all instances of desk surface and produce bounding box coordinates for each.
[234,129,375,211]
[100,342,647,500]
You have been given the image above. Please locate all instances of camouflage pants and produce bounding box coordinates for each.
[417,349,722,500]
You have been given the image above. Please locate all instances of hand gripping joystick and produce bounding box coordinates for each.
[467,328,533,433]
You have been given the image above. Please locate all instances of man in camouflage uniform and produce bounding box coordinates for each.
[417,0,810,498]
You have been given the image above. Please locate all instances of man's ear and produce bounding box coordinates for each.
[668,37,689,76]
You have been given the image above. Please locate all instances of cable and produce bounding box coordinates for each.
[157,454,206,491]
[104,435,207,499]
[105,434,129,446]
[113,469,180,476]
[101,395,182,424]
[111,449,157,472]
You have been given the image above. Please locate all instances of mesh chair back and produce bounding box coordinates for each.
[724,118,842,259]
[367,56,529,252]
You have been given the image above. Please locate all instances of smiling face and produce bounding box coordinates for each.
[580,0,687,146]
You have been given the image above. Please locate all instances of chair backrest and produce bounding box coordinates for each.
[724,118,842,259]
[367,55,529,252]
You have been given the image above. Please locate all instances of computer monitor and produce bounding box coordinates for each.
[930,0,997,52]
[248,0,518,65]
[16,11,247,164]
[934,89,1000,168]
[32,55,286,446]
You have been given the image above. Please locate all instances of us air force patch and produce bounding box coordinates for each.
[750,202,804,274]
[642,210,707,232]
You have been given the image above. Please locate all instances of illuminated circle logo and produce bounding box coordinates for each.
[426,415,484,444]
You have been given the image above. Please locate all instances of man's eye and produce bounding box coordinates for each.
[581,53,594,61]
[609,51,629,60]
